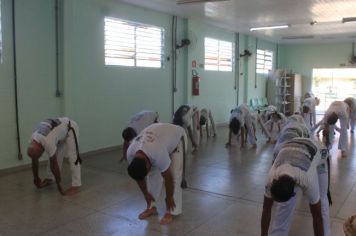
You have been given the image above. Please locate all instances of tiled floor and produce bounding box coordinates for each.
[0,125,355,236]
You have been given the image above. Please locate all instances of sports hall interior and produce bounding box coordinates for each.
[0,0,356,235]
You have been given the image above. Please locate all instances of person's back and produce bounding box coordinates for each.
[138,123,185,154]
[127,110,159,135]
[324,101,349,120]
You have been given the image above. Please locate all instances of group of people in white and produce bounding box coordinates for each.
[26,93,356,233]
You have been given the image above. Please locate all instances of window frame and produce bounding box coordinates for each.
[104,16,165,68]
[256,49,273,74]
[204,37,234,72]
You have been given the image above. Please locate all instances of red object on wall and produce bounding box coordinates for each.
[192,69,200,96]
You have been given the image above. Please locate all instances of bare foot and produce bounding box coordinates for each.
[64,186,80,196]
[159,212,173,225]
[40,179,53,188]
[251,144,257,149]
[138,207,157,220]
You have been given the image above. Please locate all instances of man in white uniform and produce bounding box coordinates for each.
[127,123,187,225]
[304,91,315,100]
[261,138,330,236]
[312,101,350,157]
[121,110,159,161]
[302,96,320,130]
[226,104,256,148]
[173,104,199,151]
[199,108,216,138]
[344,97,356,133]
[27,117,81,196]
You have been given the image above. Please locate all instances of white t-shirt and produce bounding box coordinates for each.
[127,123,186,172]
[127,110,158,134]
[324,101,349,121]
[30,117,70,158]
[303,97,316,113]
[200,108,209,120]
[230,104,251,127]
[265,146,320,204]
[182,104,198,128]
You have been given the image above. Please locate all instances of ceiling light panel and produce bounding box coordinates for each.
[250,25,289,31]
[177,0,229,4]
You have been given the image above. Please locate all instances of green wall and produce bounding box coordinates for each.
[62,0,188,153]
[187,19,236,123]
[0,0,274,170]
[0,0,61,169]
[278,42,354,93]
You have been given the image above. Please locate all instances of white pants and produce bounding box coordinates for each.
[303,112,314,130]
[148,138,185,215]
[192,112,200,145]
[350,109,356,131]
[335,117,348,151]
[46,121,81,187]
[246,115,257,145]
[270,171,330,236]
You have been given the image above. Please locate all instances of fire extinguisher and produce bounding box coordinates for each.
[192,69,200,96]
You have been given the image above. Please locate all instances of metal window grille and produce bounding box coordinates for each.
[204,37,233,71]
[256,49,273,74]
[104,17,164,68]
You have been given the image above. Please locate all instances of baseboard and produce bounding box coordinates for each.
[0,145,123,176]
[81,145,122,158]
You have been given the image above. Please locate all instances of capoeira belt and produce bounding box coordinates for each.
[327,157,332,205]
[67,121,82,165]
[285,138,332,205]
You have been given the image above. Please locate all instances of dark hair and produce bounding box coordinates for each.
[302,106,310,114]
[127,158,147,181]
[326,112,338,125]
[200,115,207,126]
[173,105,190,126]
[122,127,137,142]
[229,118,241,135]
[270,175,296,202]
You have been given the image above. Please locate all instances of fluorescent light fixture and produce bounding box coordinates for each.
[250,25,289,31]
[282,35,314,40]
[177,0,229,4]
[342,17,356,23]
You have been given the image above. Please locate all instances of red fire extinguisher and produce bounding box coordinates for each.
[192,69,200,96]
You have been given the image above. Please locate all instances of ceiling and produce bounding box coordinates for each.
[117,0,356,44]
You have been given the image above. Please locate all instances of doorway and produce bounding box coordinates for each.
[312,68,356,114]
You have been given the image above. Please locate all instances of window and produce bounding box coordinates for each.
[0,0,3,63]
[204,37,233,71]
[256,49,273,74]
[104,17,164,68]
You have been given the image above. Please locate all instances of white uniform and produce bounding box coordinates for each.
[266,141,330,236]
[273,118,309,158]
[302,97,317,130]
[174,104,199,145]
[200,108,216,136]
[230,104,256,145]
[127,123,188,215]
[304,91,315,99]
[30,117,81,187]
[323,101,349,151]
[264,119,282,141]
[344,97,356,132]
[127,110,159,135]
